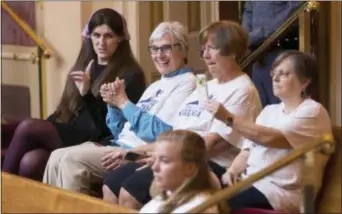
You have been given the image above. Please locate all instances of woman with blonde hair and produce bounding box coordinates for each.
[140,130,226,213]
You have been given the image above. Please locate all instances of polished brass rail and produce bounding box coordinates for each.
[1,1,53,58]
[241,1,320,70]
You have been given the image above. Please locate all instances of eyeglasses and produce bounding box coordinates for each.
[199,45,219,58]
[148,43,181,55]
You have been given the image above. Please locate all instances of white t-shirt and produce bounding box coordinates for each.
[117,72,196,148]
[140,192,218,213]
[173,74,262,167]
[242,98,332,213]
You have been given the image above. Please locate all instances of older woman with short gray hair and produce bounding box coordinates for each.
[149,21,189,64]
[100,20,197,204]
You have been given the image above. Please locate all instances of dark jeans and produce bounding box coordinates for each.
[228,186,274,210]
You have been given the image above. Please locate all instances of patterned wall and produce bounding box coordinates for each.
[1,1,36,46]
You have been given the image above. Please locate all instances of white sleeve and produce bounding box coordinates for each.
[139,199,159,213]
[241,138,254,150]
[241,106,271,150]
[209,89,261,147]
[174,194,219,213]
[278,104,332,149]
[157,77,196,125]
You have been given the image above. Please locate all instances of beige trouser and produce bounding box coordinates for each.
[43,142,120,194]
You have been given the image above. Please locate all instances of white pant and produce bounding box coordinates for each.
[43,142,119,194]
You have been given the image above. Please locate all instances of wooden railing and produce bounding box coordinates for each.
[1,1,53,59]
[1,172,136,213]
[240,1,320,70]
[188,134,335,213]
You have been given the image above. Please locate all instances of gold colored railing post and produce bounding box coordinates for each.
[299,1,320,54]
[301,150,316,213]
[1,1,53,58]
[299,12,311,53]
[2,1,51,118]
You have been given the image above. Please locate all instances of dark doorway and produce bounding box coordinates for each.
[219,1,242,23]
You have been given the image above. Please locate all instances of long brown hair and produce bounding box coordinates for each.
[151,130,227,213]
[55,8,142,122]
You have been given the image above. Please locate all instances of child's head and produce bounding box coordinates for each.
[151,130,212,194]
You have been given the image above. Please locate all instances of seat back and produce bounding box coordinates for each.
[1,172,136,213]
[316,126,341,213]
[1,84,31,122]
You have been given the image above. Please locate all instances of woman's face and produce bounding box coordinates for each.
[151,141,195,192]
[201,39,235,79]
[272,58,309,99]
[149,34,186,75]
[91,24,121,64]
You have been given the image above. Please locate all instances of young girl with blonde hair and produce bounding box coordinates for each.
[140,130,227,213]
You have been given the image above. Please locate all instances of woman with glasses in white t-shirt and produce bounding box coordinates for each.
[204,50,333,213]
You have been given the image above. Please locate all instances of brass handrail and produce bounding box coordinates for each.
[188,134,334,213]
[1,1,53,58]
[241,1,320,70]
[2,51,39,64]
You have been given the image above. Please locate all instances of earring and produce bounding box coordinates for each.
[301,90,307,98]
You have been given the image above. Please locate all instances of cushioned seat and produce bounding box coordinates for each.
[1,84,31,167]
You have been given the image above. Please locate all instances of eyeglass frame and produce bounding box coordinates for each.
[148,43,182,55]
[198,45,220,58]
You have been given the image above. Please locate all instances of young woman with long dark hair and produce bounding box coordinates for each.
[2,8,146,181]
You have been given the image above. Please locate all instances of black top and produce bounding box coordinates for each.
[47,63,146,146]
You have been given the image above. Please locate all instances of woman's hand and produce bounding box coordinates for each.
[135,155,155,171]
[100,83,109,98]
[222,167,243,187]
[107,78,129,109]
[70,59,94,96]
[100,83,116,106]
[221,150,249,186]
[101,148,127,171]
[202,99,232,122]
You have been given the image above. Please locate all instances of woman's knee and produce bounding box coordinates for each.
[19,149,50,180]
[118,187,142,209]
[46,147,70,171]
[102,184,118,204]
[15,119,40,136]
[210,171,222,190]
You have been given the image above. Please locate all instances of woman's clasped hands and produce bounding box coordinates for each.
[100,77,129,109]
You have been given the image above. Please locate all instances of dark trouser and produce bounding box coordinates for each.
[103,161,228,205]
[208,161,273,210]
[228,186,274,210]
[2,119,62,181]
[103,162,153,205]
[252,49,283,107]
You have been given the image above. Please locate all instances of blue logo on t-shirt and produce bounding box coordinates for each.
[187,100,199,105]
[178,94,214,118]
[138,89,163,112]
